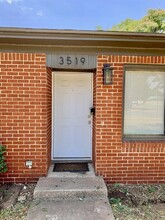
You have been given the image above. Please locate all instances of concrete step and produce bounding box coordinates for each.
[34,176,108,200]
[27,197,115,220]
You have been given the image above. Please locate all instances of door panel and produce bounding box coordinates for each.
[53,73,92,160]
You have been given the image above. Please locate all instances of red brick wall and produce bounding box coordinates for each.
[1,52,165,184]
[0,53,51,183]
[94,55,165,184]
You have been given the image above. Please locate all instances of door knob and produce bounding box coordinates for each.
[90,107,95,116]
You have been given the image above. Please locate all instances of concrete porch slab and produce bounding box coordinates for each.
[34,176,107,200]
[26,197,115,220]
[47,163,95,178]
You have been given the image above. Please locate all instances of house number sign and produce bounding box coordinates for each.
[46,54,96,69]
[58,56,86,66]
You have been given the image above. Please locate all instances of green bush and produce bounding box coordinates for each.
[0,145,7,173]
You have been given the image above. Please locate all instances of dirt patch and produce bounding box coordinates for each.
[0,183,36,220]
[0,184,22,209]
[108,183,165,220]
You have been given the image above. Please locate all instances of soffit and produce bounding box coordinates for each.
[0,28,164,55]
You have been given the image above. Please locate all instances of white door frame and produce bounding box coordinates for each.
[51,72,93,161]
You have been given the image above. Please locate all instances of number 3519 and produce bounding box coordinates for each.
[59,56,86,66]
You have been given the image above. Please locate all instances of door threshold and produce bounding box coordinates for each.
[47,163,95,178]
[52,157,92,163]
[52,159,92,163]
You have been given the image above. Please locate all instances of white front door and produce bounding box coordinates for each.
[52,73,93,160]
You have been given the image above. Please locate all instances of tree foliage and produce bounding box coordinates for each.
[110,9,165,33]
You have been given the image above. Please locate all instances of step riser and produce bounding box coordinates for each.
[34,189,107,200]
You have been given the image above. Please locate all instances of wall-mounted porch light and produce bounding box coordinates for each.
[25,160,33,169]
[103,64,114,85]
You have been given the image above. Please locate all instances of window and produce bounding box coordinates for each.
[123,66,165,140]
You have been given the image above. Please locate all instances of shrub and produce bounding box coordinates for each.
[0,145,7,173]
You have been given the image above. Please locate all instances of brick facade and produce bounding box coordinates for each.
[95,55,165,184]
[0,53,51,183]
[0,52,165,184]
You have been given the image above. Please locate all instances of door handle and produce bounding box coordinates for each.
[89,107,95,116]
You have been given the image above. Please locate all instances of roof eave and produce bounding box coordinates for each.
[0,27,164,55]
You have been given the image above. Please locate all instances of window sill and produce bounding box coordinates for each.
[123,135,165,142]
